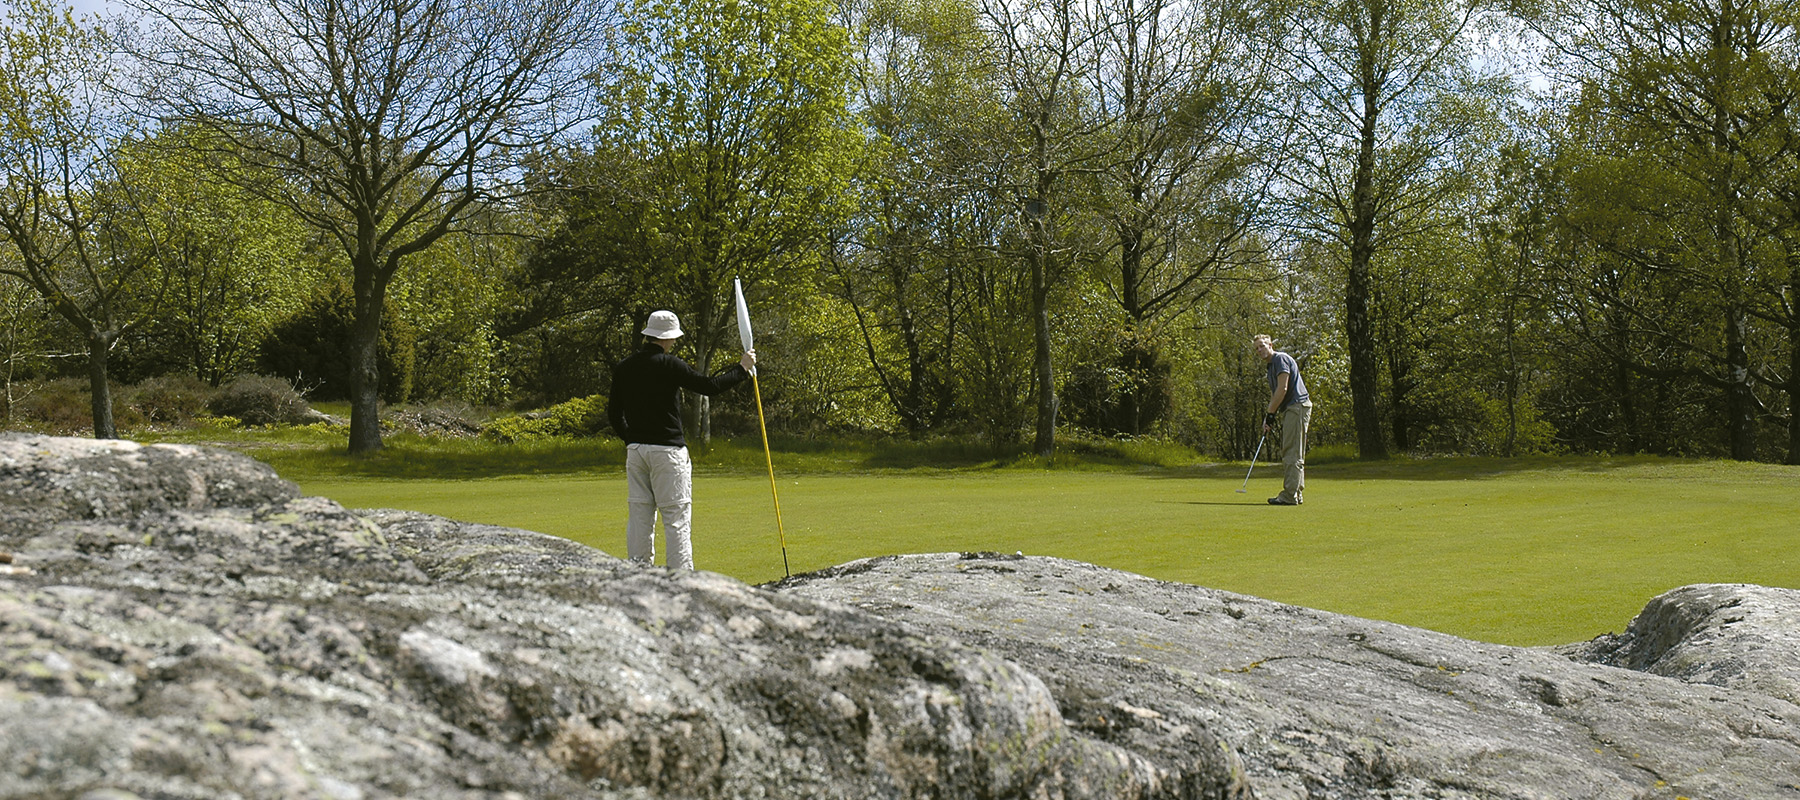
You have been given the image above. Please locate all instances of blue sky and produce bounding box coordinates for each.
[68,0,115,19]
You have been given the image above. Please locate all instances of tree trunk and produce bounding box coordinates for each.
[889,247,929,436]
[1788,313,1799,465]
[693,299,720,451]
[1724,305,1756,460]
[347,265,386,455]
[1119,226,1144,436]
[1787,311,1799,465]
[1389,353,1411,453]
[1031,241,1056,458]
[1785,233,1800,465]
[1347,139,1386,459]
[1347,16,1388,461]
[1502,292,1520,457]
[87,331,117,440]
[1029,112,1057,457]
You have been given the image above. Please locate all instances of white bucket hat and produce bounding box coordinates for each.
[641,310,683,339]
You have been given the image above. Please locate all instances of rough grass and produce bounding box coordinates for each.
[231,433,1800,648]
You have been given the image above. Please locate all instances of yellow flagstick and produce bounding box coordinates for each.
[749,368,790,577]
[735,277,788,577]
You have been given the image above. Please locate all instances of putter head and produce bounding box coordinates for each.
[1234,488,1247,493]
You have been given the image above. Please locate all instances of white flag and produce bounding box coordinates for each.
[734,278,755,374]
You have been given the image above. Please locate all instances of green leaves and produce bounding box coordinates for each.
[594,0,863,360]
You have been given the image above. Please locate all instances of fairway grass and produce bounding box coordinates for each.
[289,453,1800,647]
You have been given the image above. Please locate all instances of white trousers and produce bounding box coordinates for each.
[625,444,694,569]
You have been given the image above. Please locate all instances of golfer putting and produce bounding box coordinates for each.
[1251,334,1311,505]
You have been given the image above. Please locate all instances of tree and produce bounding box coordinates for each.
[126,0,612,452]
[1086,0,1283,435]
[0,0,163,439]
[1469,136,1562,456]
[496,148,666,406]
[0,264,58,423]
[1769,105,1800,463]
[111,126,317,385]
[1745,6,1800,463]
[834,0,1006,436]
[594,0,863,444]
[1274,0,1505,458]
[1540,0,1798,460]
[980,0,1110,457]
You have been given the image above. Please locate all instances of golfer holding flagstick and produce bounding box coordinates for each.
[607,309,756,569]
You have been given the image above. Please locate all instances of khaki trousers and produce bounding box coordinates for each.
[625,443,694,569]
[1279,402,1312,503]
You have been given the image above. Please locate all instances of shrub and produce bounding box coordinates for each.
[258,282,417,404]
[481,394,608,443]
[128,373,214,425]
[208,375,313,426]
[9,378,93,434]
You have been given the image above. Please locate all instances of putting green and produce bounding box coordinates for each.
[298,457,1798,647]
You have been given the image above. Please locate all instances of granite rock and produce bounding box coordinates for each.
[0,434,1244,799]
[6,433,1798,799]
[776,552,1800,800]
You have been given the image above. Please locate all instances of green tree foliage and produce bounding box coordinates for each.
[497,148,668,407]
[1466,136,1562,456]
[258,282,417,405]
[1086,0,1286,435]
[0,0,162,438]
[1540,0,1798,460]
[831,0,1008,436]
[979,0,1114,457]
[588,0,863,442]
[1273,0,1510,458]
[388,206,521,405]
[0,265,57,423]
[109,127,317,386]
[128,0,612,453]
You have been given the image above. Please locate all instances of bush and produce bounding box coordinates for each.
[258,282,417,404]
[208,375,313,426]
[8,378,93,434]
[481,394,608,443]
[128,373,214,425]
[5,378,155,433]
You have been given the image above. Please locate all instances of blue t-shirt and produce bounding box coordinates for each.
[1267,352,1309,410]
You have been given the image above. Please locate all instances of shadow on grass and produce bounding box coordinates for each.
[1154,453,1716,483]
[246,437,627,481]
[168,424,1741,485]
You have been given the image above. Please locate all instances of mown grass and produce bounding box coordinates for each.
[141,426,1800,647]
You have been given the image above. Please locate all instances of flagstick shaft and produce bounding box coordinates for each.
[750,371,790,577]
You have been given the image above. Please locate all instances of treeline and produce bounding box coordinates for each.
[1,0,1796,463]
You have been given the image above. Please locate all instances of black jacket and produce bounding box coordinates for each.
[607,343,751,446]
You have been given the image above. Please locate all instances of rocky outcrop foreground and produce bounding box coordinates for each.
[780,555,1800,799]
[3,434,1798,800]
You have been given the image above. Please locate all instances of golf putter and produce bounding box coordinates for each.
[1236,430,1267,493]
